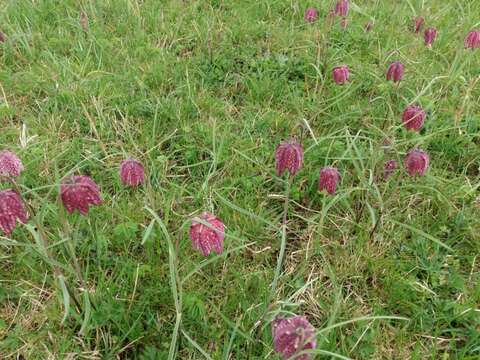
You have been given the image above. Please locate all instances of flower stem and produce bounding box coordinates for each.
[268,178,291,304]
[9,178,82,313]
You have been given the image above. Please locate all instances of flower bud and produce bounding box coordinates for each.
[332,65,349,84]
[318,167,340,195]
[402,105,426,131]
[189,212,225,256]
[275,140,304,177]
[304,8,319,23]
[404,149,429,177]
[386,61,404,82]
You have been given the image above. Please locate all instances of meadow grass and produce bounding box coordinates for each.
[0,0,479,359]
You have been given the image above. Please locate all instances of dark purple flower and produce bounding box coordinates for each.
[0,31,6,43]
[365,21,374,32]
[0,189,28,235]
[404,149,429,177]
[304,8,319,23]
[332,65,349,84]
[340,18,348,29]
[189,212,225,256]
[424,27,437,46]
[464,30,480,49]
[402,105,426,131]
[335,0,349,17]
[275,140,304,177]
[386,61,404,82]
[60,175,102,215]
[272,315,316,360]
[414,16,424,33]
[0,151,24,179]
[318,167,340,195]
[384,160,398,179]
[120,158,145,187]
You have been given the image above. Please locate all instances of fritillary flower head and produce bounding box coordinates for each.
[386,61,404,82]
[384,160,398,179]
[304,8,319,23]
[402,105,426,131]
[275,140,304,177]
[0,151,24,179]
[332,65,349,84]
[464,30,480,49]
[189,212,225,256]
[335,0,349,17]
[424,27,437,46]
[272,315,316,360]
[0,189,28,235]
[404,149,429,177]
[60,175,102,215]
[0,31,6,43]
[318,167,340,195]
[340,18,348,29]
[414,16,424,33]
[120,158,145,187]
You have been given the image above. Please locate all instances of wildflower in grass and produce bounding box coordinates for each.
[332,65,349,84]
[386,61,404,82]
[402,105,425,131]
[0,189,28,235]
[404,149,429,177]
[335,0,349,17]
[464,30,480,49]
[0,151,24,179]
[414,16,424,33]
[384,160,398,179]
[275,140,304,177]
[365,21,373,32]
[340,18,348,29]
[424,27,437,46]
[61,175,102,215]
[304,8,318,23]
[272,315,316,360]
[318,167,340,195]
[0,31,6,43]
[189,212,225,256]
[120,158,145,187]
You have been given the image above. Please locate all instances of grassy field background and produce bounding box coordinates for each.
[1,0,479,359]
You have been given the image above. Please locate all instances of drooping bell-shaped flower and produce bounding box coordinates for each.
[272,315,317,360]
[332,65,349,84]
[0,31,6,43]
[275,140,304,177]
[464,30,480,49]
[60,175,102,215]
[404,149,429,177]
[424,27,437,46]
[189,212,225,256]
[402,105,426,131]
[340,18,348,29]
[414,16,424,33]
[120,158,145,187]
[0,151,24,179]
[318,167,340,195]
[386,61,404,82]
[335,0,349,17]
[384,160,398,179]
[304,8,319,23]
[0,189,28,235]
